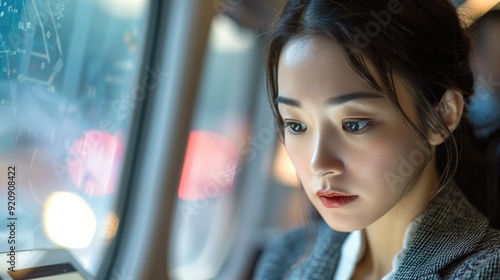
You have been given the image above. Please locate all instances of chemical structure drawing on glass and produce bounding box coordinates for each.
[0,0,67,89]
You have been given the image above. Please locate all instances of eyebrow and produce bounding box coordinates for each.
[275,92,383,108]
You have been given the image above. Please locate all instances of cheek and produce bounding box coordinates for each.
[348,127,426,194]
[284,140,310,180]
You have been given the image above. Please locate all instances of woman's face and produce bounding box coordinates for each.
[277,37,433,232]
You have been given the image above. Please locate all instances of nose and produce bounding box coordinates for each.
[309,128,344,176]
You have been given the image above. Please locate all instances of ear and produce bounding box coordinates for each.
[427,89,464,146]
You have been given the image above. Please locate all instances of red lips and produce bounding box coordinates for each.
[316,190,358,208]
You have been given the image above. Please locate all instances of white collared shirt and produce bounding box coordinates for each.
[333,216,422,280]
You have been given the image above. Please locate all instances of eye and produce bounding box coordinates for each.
[284,121,306,135]
[342,120,372,133]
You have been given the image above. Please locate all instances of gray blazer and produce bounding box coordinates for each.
[253,183,500,279]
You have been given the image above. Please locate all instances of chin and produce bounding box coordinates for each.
[320,213,366,233]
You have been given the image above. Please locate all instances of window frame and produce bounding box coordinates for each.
[100,1,216,279]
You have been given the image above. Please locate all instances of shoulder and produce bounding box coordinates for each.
[252,220,349,280]
[395,182,500,279]
[252,226,309,280]
[443,228,500,279]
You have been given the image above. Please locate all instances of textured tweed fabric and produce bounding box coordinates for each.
[253,183,500,279]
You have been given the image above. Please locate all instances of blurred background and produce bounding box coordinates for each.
[0,0,498,279]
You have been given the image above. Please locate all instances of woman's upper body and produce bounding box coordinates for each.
[257,0,500,278]
[253,182,500,279]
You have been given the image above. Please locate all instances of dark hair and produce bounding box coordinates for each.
[266,0,497,229]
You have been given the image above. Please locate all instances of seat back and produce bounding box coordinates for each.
[484,130,500,229]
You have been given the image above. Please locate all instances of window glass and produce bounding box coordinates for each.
[0,0,149,276]
[169,15,260,280]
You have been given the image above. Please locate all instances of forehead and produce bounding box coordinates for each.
[277,37,376,99]
[279,36,346,66]
[276,36,419,122]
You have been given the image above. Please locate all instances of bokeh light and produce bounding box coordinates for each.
[67,130,124,196]
[178,130,239,200]
[103,212,120,240]
[43,192,97,249]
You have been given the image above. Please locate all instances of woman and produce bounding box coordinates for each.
[253,0,500,279]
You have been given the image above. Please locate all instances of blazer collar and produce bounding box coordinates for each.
[394,181,490,279]
[288,220,348,279]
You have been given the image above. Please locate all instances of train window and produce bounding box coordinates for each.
[168,14,261,280]
[0,0,149,277]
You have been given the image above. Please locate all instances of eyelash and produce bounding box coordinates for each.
[283,120,373,135]
[343,120,373,133]
[283,121,306,135]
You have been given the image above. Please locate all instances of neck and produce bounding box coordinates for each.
[359,161,439,278]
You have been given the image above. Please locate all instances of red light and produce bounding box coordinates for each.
[67,130,124,196]
[178,130,239,200]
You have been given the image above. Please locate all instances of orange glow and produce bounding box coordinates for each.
[272,143,299,187]
[103,212,120,240]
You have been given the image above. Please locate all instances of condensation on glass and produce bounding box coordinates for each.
[0,0,149,276]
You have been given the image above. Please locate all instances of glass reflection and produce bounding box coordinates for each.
[0,0,148,275]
